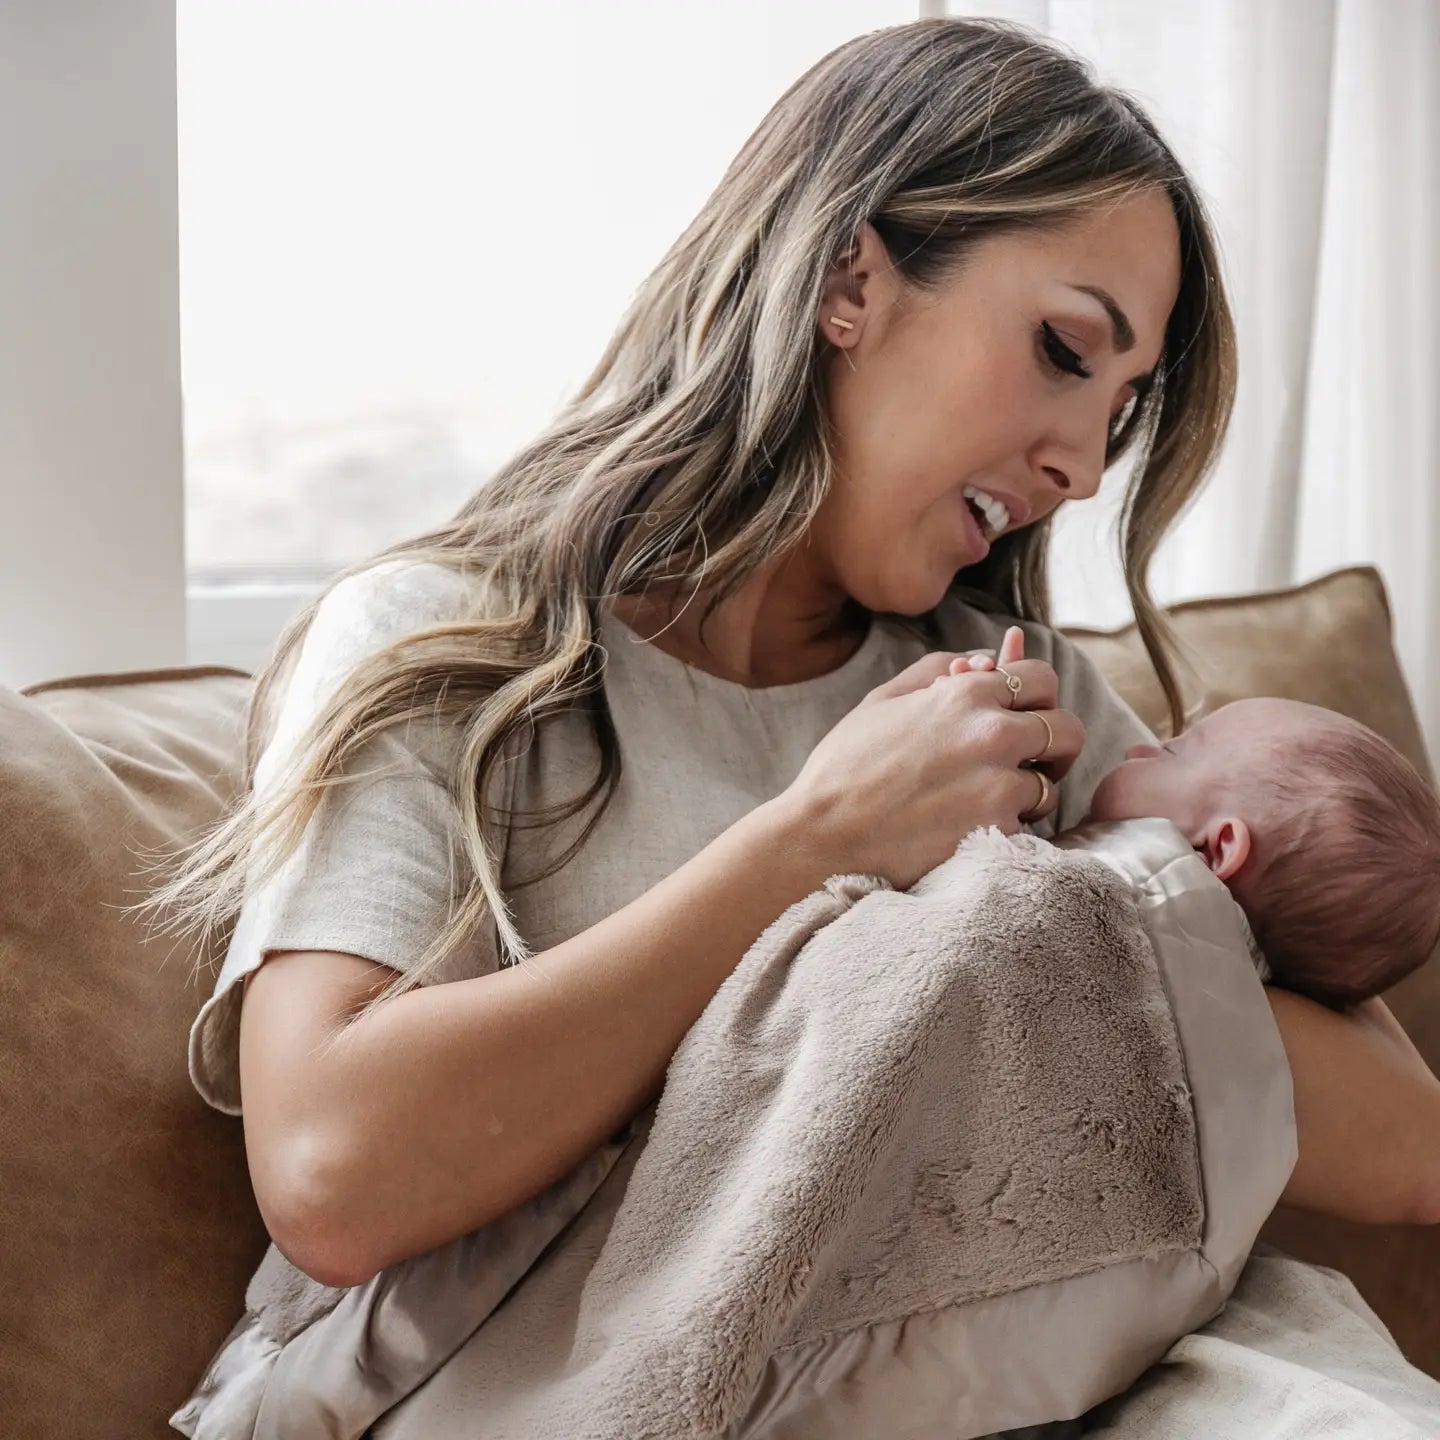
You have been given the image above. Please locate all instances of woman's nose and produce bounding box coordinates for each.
[1040,456,1102,504]
[1037,411,1108,502]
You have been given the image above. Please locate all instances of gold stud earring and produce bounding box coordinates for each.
[828,316,855,331]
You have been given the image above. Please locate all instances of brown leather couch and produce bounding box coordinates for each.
[2,563,1435,1439]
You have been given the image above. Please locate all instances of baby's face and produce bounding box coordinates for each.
[1085,696,1339,840]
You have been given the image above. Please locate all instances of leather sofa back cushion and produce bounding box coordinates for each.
[0,564,1433,1437]
[1066,564,1433,783]
[0,667,267,1438]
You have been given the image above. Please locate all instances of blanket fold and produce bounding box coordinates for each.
[176,819,1299,1440]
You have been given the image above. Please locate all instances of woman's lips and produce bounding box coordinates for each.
[959,495,992,560]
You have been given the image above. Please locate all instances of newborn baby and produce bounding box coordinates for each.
[1081,695,1440,1006]
[951,637,1440,1008]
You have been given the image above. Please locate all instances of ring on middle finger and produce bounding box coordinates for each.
[1024,711,1054,764]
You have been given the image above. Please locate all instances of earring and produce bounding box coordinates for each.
[828,316,855,331]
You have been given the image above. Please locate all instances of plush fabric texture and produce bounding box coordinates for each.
[0,562,1436,1440]
[174,818,1298,1440]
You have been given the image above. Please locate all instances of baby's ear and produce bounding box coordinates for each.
[1201,816,1252,881]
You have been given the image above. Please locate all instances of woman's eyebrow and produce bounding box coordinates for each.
[1067,282,1157,398]
[1068,283,1135,350]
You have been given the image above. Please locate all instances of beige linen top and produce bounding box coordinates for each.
[173,557,1163,1440]
[188,557,1155,1114]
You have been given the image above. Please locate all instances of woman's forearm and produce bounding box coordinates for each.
[301,795,839,1286]
[1350,993,1435,1076]
[1267,984,1440,1225]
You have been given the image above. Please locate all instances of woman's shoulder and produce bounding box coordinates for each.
[291,559,481,692]
[318,557,480,636]
[260,559,487,778]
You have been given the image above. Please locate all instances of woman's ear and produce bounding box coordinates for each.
[817,221,894,344]
[1200,816,1251,882]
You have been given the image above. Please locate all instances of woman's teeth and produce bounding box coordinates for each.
[962,485,1011,539]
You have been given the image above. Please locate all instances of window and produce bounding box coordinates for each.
[179,0,920,666]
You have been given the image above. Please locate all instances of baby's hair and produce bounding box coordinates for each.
[1239,716,1440,1006]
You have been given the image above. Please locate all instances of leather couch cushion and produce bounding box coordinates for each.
[1066,563,1433,783]
[0,667,268,1439]
[0,563,1434,1437]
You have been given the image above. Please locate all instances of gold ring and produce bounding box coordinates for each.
[1018,767,1051,823]
[994,664,1023,708]
[1027,711,1054,763]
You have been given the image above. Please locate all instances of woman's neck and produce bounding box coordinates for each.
[608,573,870,688]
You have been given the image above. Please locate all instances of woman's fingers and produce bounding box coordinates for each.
[866,649,976,703]
[1011,707,1085,783]
[952,628,1025,675]
[939,661,1080,781]
[878,642,1041,697]
[997,625,1026,668]
[983,657,1057,712]
[940,656,1062,720]
[1015,761,1061,822]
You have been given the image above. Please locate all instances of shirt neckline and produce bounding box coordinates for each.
[598,603,893,702]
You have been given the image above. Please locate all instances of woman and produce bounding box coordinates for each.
[152,17,1440,1436]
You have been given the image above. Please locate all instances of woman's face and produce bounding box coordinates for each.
[814,189,1182,616]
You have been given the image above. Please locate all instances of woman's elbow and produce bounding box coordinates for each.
[273,1229,373,1291]
[255,1132,380,1290]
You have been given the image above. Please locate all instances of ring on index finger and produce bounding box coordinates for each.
[994,664,1023,709]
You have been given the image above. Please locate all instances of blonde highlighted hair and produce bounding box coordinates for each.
[129,17,1236,1027]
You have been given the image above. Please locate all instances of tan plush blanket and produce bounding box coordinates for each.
[177,821,1298,1440]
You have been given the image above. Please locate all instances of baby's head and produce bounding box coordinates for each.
[1085,697,1440,1005]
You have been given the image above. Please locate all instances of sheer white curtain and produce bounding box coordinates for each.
[945,0,1439,761]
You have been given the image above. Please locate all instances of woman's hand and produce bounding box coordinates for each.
[780,626,1085,890]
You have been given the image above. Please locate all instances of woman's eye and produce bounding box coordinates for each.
[1040,320,1144,463]
[1040,321,1091,380]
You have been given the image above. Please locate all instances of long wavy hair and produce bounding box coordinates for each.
[130,16,1236,1027]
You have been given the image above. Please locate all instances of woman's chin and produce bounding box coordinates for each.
[870,573,952,617]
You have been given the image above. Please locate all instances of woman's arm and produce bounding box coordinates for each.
[242,795,844,1288]
[1265,984,1440,1225]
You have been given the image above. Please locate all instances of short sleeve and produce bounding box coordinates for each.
[187,559,509,1115]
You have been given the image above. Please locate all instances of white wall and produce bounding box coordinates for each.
[0,1,185,690]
